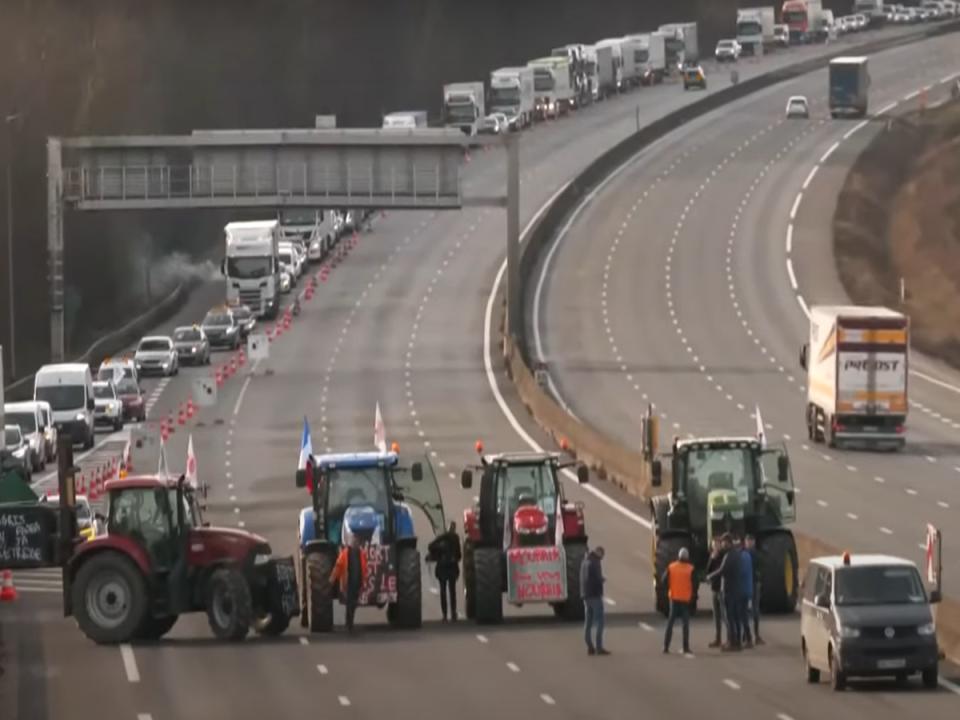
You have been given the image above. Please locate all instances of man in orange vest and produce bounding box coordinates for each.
[330,534,369,632]
[662,547,695,654]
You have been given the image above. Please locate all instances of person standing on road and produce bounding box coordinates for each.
[738,537,754,649]
[708,534,743,651]
[662,547,695,655]
[330,533,368,633]
[580,546,609,656]
[428,521,462,622]
[744,534,764,645]
[705,537,726,648]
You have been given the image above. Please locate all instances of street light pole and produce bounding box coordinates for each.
[5,112,20,379]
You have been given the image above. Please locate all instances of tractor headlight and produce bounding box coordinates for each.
[254,553,272,565]
[917,622,936,636]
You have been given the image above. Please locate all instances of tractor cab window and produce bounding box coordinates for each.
[496,462,559,520]
[759,446,796,523]
[109,487,176,567]
[324,466,389,543]
[393,456,446,537]
[679,447,756,525]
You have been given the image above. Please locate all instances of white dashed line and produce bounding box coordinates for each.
[317,664,328,674]
[540,694,556,706]
[120,645,140,683]
[507,662,520,673]
[338,696,351,707]
[723,679,741,691]
[476,634,489,644]
[880,527,893,535]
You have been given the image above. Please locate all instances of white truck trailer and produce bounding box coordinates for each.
[527,56,575,118]
[658,22,699,67]
[592,43,617,97]
[382,111,428,129]
[800,305,909,449]
[595,38,625,92]
[617,36,644,86]
[442,82,485,136]
[489,66,535,129]
[223,220,281,319]
[736,7,776,56]
[628,32,667,84]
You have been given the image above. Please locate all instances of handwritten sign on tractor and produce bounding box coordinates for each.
[360,545,398,605]
[506,545,568,604]
[0,505,58,569]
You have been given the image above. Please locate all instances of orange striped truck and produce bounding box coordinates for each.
[799,305,908,450]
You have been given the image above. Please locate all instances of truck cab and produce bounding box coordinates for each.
[223,220,281,319]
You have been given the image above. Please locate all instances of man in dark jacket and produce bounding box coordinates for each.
[707,534,742,651]
[427,521,462,622]
[580,546,609,656]
[705,537,726,648]
[744,534,764,645]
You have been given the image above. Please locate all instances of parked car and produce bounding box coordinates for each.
[786,95,811,118]
[3,401,46,471]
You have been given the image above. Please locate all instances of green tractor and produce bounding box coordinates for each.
[648,434,799,616]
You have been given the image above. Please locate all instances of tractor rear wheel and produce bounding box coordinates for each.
[296,549,308,628]
[73,552,150,644]
[389,546,422,628]
[306,551,335,633]
[206,567,253,641]
[553,542,586,621]
[463,545,476,620]
[473,547,503,624]
[135,614,178,641]
[757,531,799,613]
[653,533,693,616]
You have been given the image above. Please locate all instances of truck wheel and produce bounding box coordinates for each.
[306,550,334,633]
[389,546,421,628]
[757,531,799,613]
[296,549,308,628]
[653,533,691,616]
[473,547,503,624]
[463,545,476,620]
[135,614,178,641]
[206,567,253,641]
[553,542,586,621]
[73,552,150,644]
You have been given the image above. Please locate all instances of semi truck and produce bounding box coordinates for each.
[223,220,281,319]
[799,306,908,450]
[527,56,575,118]
[658,22,699,68]
[582,45,601,100]
[736,7,776,56]
[593,43,617,97]
[488,67,535,129]
[781,0,824,43]
[550,44,591,106]
[829,56,870,118]
[442,82,485,136]
[382,111,428,129]
[617,36,644,86]
[595,38,625,92]
[629,32,667,84]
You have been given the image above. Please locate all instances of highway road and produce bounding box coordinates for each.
[3,21,959,720]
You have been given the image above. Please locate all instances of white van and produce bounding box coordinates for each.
[33,363,96,449]
[3,401,47,471]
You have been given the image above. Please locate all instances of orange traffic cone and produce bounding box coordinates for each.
[167,412,176,434]
[187,398,196,419]
[89,468,100,501]
[0,570,17,602]
[178,404,186,426]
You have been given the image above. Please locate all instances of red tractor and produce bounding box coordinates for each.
[460,446,590,624]
[65,473,299,643]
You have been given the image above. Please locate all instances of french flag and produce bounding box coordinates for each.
[299,416,314,493]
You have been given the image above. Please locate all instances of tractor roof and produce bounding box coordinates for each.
[675,437,761,450]
[104,475,179,492]
[483,451,559,465]
[313,451,398,469]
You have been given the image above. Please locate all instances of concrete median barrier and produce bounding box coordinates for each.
[501,20,960,664]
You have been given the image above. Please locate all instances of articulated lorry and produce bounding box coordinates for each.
[442,82,485,136]
[658,22,699,69]
[829,56,870,118]
[627,32,667,85]
[800,305,908,450]
[550,44,592,107]
[617,36,644,86]
[489,67,535,129]
[593,43,617,97]
[737,7,776,56]
[223,220,281,319]
[527,56,575,118]
[781,0,824,43]
[595,38,625,92]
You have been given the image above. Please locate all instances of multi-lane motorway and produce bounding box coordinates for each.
[3,22,960,720]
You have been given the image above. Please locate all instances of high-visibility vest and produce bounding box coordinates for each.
[667,561,694,602]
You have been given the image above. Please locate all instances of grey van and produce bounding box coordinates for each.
[800,553,940,690]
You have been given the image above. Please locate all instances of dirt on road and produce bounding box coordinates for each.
[834,98,960,367]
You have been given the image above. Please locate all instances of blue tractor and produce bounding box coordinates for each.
[294,451,446,632]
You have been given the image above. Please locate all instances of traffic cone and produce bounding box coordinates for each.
[238,350,246,367]
[178,403,186,426]
[187,398,196,419]
[0,570,17,602]
[283,314,292,330]
[167,412,176,434]
[215,367,224,386]
[89,468,100,501]
[77,473,86,496]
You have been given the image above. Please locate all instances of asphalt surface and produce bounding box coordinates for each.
[3,21,960,720]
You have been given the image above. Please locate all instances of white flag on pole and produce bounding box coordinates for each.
[158,434,170,478]
[755,405,766,449]
[185,434,198,489]
[298,416,313,470]
[374,402,387,453]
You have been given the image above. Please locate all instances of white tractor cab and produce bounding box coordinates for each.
[33,363,96,449]
[3,401,47,471]
[800,552,941,690]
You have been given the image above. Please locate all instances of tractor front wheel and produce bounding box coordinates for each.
[553,542,586,621]
[473,547,503,624]
[206,567,253,641]
[73,552,150,644]
[653,533,693,616]
[306,551,335,633]
[757,531,799,613]
[389,546,422,628]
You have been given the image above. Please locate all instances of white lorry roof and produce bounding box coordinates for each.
[831,56,868,64]
[225,220,278,230]
[811,305,904,319]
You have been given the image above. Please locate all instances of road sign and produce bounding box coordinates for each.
[193,376,217,407]
[248,332,269,362]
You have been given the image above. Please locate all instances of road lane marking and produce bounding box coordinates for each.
[540,694,556,705]
[846,513,858,521]
[819,141,839,163]
[939,676,960,696]
[317,664,328,675]
[789,193,802,220]
[476,634,489,643]
[138,715,153,720]
[880,527,893,535]
[120,644,140,683]
[507,662,520,673]
[338,696,351,707]
[786,259,798,290]
[785,224,793,253]
[639,622,654,632]
[723,679,741,691]
[801,165,818,190]
[777,714,796,720]
[299,637,309,645]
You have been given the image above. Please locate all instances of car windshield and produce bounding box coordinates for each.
[835,565,927,606]
[4,427,21,445]
[116,378,139,395]
[138,339,170,352]
[203,314,231,326]
[6,412,36,432]
[225,255,272,279]
[35,385,85,411]
[93,384,115,400]
[232,307,251,321]
[496,461,559,518]
[718,41,735,48]
[679,446,756,521]
[174,329,202,342]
